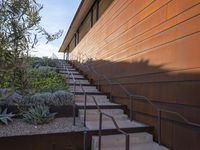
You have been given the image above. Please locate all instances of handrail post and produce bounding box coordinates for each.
[129,95,133,121]
[109,83,112,102]
[83,130,87,150]
[157,109,161,145]
[98,79,100,90]
[126,134,130,150]
[99,112,103,150]
[73,82,76,126]
[84,92,87,127]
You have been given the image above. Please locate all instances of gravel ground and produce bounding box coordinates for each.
[0,117,87,138]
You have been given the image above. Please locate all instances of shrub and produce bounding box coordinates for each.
[6,91,23,105]
[29,68,68,93]
[52,91,73,106]
[0,74,12,88]
[3,91,73,106]
[23,105,56,125]
[31,57,58,68]
[0,107,15,125]
[0,88,15,103]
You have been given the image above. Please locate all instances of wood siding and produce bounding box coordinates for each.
[70,0,200,149]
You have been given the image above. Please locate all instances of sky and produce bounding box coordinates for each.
[31,0,81,59]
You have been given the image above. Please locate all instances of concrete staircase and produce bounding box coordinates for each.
[92,133,169,150]
[58,61,169,150]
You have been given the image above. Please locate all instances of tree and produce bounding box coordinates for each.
[0,0,63,98]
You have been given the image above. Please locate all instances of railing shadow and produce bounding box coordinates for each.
[69,53,200,149]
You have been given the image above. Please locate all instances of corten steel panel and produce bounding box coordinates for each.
[99,0,114,17]
[79,13,91,42]
[69,0,200,149]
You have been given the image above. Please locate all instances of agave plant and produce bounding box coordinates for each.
[0,107,15,125]
[23,105,56,125]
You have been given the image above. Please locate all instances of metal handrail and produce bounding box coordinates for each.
[69,53,200,146]
[91,96,130,150]
[72,66,129,150]
[61,60,76,126]
[76,80,87,127]
[73,54,135,119]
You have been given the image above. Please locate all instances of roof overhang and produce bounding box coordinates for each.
[59,0,95,52]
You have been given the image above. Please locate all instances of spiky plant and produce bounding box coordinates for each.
[23,105,56,125]
[0,107,15,125]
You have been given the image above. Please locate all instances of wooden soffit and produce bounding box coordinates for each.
[59,0,95,52]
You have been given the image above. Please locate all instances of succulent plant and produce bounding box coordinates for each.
[0,107,15,125]
[23,105,56,125]
[25,91,73,106]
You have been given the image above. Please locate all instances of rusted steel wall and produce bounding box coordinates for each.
[70,0,200,149]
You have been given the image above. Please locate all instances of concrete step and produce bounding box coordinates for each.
[80,113,128,122]
[79,109,124,116]
[99,143,169,150]
[92,133,153,149]
[70,86,100,93]
[68,79,90,85]
[69,71,80,75]
[59,71,80,76]
[85,120,147,130]
[59,70,69,74]
[75,95,109,103]
[68,68,76,71]
[67,74,85,79]
[93,143,169,150]
[57,66,72,70]
[76,102,119,106]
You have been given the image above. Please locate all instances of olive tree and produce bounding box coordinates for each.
[0,0,63,99]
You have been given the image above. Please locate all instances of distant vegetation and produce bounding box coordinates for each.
[0,0,69,126]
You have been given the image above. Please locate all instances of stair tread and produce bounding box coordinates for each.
[63,72,80,75]
[92,132,153,148]
[95,142,169,150]
[79,109,124,115]
[70,87,100,93]
[68,79,90,84]
[73,75,84,78]
[76,102,119,106]
[80,114,128,121]
[75,95,108,100]
[86,119,147,130]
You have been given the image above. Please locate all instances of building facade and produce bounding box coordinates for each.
[59,0,200,149]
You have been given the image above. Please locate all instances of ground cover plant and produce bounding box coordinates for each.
[0,0,72,127]
[23,105,56,125]
[29,67,68,93]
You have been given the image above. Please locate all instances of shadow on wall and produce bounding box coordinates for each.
[71,58,200,150]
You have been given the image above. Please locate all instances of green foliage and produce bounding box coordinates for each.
[0,107,15,125]
[30,91,73,106]
[3,91,73,106]
[0,74,12,88]
[23,105,56,125]
[0,0,63,99]
[0,88,15,102]
[29,68,68,93]
[52,91,73,105]
[31,57,58,68]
